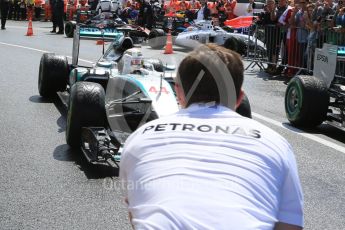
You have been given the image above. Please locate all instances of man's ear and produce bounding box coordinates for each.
[175,83,187,108]
[235,89,244,109]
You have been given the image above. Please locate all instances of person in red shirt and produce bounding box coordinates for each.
[179,0,190,12]
[224,0,237,20]
[189,0,200,10]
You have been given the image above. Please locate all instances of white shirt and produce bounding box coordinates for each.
[96,0,112,12]
[120,104,304,229]
[197,6,205,21]
[245,3,254,16]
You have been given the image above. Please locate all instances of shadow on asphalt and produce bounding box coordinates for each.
[29,95,54,103]
[53,144,119,179]
[53,98,67,133]
[282,122,345,144]
[248,70,291,85]
[37,96,121,179]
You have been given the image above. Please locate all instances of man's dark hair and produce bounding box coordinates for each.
[177,44,244,107]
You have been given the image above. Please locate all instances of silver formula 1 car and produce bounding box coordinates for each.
[38,25,178,167]
[148,20,266,56]
[38,24,252,168]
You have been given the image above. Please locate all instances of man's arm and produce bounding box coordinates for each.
[274,222,303,230]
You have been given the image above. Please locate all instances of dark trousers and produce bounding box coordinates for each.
[54,8,63,31]
[51,10,56,30]
[34,6,41,20]
[13,4,20,20]
[0,1,9,28]
[20,7,26,20]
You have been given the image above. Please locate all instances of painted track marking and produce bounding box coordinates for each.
[253,112,345,154]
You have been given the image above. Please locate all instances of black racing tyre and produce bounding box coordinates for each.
[148,28,166,49]
[236,93,252,118]
[285,75,329,127]
[224,37,247,56]
[66,82,106,148]
[38,53,69,98]
[224,37,238,50]
[65,21,76,38]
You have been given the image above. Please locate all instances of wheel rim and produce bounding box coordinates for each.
[286,82,302,119]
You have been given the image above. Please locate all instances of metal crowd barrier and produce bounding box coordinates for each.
[244,23,345,78]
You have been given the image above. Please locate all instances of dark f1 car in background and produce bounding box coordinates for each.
[65,11,149,41]
[285,44,345,130]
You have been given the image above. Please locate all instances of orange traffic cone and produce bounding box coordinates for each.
[164,30,173,54]
[26,17,33,36]
[96,40,104,45]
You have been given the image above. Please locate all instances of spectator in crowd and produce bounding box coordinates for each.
[304,3,317,69]
[89,0,99,11]
[257,0,279,75]
[8,0,14,19]
[189,0,201,10]
[178,0,190,12]
[96,0,112,13]
[13,0,20,20]
[279,1,297,77]
[245,0,255,16]
[0,0,10,29]
[312,0,336,46]
[208,0,219,25]
[50,0,56,32]
[290,0,309,69]
[34,0,42,20]
[44,0,51,21]
[51,0,64,33]
[335,6,345,29]
[120,43,304,230]
[272,0,289,75]
[26,0,34,19]
[19,0,26,20]
[224,0,237,20]
[333,1,345,30]
[216,0,227,24]
[195,0,210,21]
[138,0,153,29]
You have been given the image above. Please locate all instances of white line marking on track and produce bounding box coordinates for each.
[252,112,345,154]
[0,42,93,64]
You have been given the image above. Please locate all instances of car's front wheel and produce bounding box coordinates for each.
[66,82,106,148]
[148,29,166,49]
[285,75,329,127]
[65,21,76,38]
[38,53,68,98]
[236,93,252,118]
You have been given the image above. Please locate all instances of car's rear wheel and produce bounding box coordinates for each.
[236,93,252,118]
[38,53,69,98]
[224,37,247,56]
[148,29,165,49]
[66,82,106,148]
[65,21,76,38]
[285,75,329,127]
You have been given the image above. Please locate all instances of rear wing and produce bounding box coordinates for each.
[72,25,124,66]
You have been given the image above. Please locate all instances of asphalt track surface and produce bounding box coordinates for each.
[0,20,345,229]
